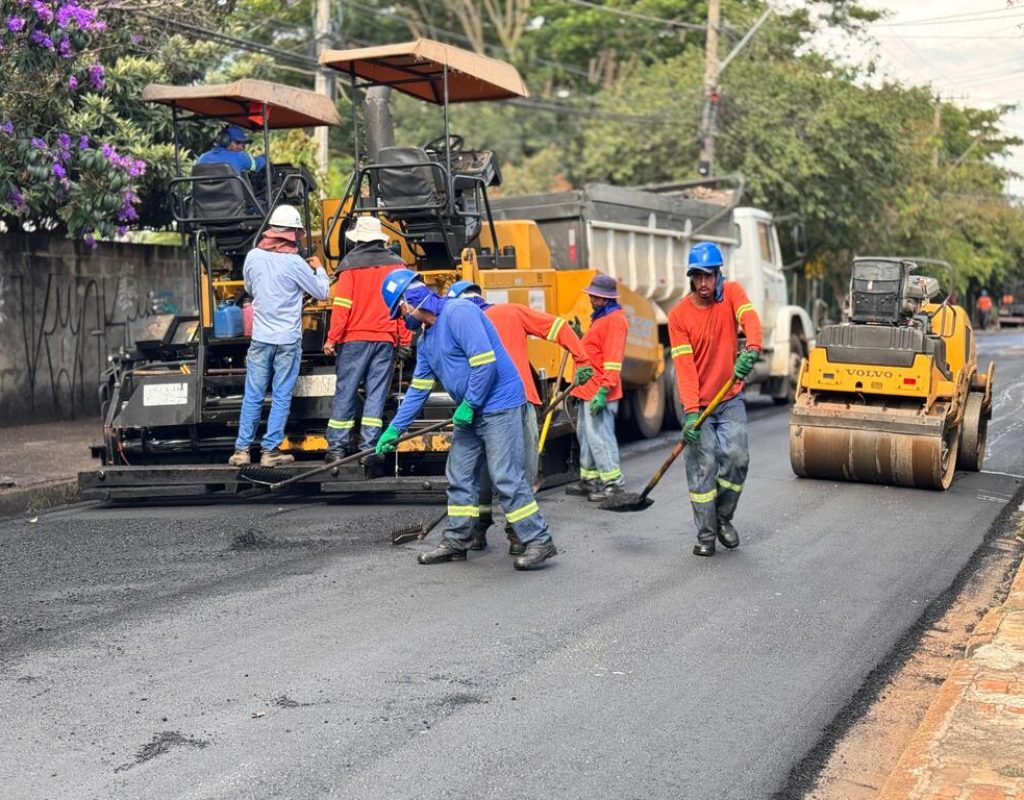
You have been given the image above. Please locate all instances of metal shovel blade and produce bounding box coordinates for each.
[598,492,654,512]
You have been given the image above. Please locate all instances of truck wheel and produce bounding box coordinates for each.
[773,334,805,406]
[662,351,685,429]
[627,377,666,439]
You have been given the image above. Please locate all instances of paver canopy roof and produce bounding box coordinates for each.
[319,38,529,104]
[141,79,343,128]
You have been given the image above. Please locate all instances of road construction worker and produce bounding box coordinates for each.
[976,290,994,330]
[377,270,558,571]
[565,273,628,502]
[196,124,267,176]
[323,216,411,461]
[668,241,762,557]
[229,205,330,468]
[447,280,594,553]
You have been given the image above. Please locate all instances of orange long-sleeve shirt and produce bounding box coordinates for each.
[328,264,410,346]
[484,303,589,406]
[571,308,628,403]
[667,281,762,413]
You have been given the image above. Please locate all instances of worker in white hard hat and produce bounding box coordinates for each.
[228,204,330,468]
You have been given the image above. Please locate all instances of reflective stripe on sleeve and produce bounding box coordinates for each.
[716,477,743,493]
[603,361,622,371]
[333,297,353,308]
[468,351,496,367]
[328,419,354,430]
[689,489,717,504]
[448,505,479,518]
[506,500,539,523]
[735,303,754,322]
[671,344,693,358]
[546,318,565,341]
[410,378,435,390]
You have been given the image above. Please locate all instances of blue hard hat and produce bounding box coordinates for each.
[381,268,419,319]
[447,279,482,298]
[687,242,724,273]
[223,124,252,144]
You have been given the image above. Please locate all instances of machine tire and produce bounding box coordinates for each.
[956,392,988,472]
[662,350,685,430]
[773,334,806,406]
[628,376,666,440]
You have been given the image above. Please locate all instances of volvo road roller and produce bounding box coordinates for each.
[789,257,994,490]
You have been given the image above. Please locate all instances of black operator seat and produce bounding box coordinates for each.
[188,162,264,256]
[373,146,447,217]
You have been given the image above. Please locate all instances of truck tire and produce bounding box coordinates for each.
[627,377,666,439]
[773,334,805,406]
[662,351,685,430]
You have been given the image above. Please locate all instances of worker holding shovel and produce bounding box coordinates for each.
[668,243,762,557]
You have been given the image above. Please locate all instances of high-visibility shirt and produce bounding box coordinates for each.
[977,295,993,313]
[390,299,525,433]
[327,264,410,346]
[485,304,589,406]
[570,308,628,402]
[667,281,763,413]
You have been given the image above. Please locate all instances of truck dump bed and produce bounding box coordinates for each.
[489,184,736,316]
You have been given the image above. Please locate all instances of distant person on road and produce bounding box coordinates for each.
[446,280,593,553]
[976,290,994,331]
[668,242,762,557]
[322,216,411,461]
[564,274,629,503]
[228,205,330,469]
[376,270,558,571]
[196,124,267,176]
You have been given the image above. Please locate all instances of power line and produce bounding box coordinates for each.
[878,9,1024,28]
[563,0,705,31]
[874,5,1024,26]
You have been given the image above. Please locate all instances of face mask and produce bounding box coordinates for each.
[403,313,422,332]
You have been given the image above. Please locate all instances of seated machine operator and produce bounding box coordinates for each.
[196,124,267,176]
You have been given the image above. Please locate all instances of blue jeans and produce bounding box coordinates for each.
[444,405,552,548]
[326,340,395,452]
[682,395,749,543]
[576,400,623,486]
[235,339,302,452]
[476,404,539,525]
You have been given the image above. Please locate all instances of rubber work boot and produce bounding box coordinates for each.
[467,527,489,551]
[565,480,595,497]
[588,483,623,502]
[693,541,716,557]
[717,520,740,549]
[506,525,526,556]
[324,451,345,465]
[417,539,469,565]
[260,449,295,467]
[513,540,558,571]
[228,449,251,467]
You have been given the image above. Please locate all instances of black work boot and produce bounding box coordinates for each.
[324,450,345,464]
[693,540,716,557]
[717,520,740,549]
[506,525,525,556]
[417,539,469,565]
[588,482,623,502]
[565,480,595,497]
[467,517,492,550]
[513,539,558,571]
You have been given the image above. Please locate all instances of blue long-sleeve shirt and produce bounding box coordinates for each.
[243,248,330,345]
[196,145,267,175]
[391,299,525,432]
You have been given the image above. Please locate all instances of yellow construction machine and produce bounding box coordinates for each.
[790,257,994,490]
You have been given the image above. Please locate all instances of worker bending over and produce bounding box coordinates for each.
[229,205,330,468]
[447,280,593,553]
[668,242,761,557]
[323,216,410,461]
[376,270,558,571]
[566,274,628,502]
[196,125,267,176]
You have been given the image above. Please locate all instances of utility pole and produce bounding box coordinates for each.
[696,0,720,178]
[932,95,942,168]
[314,0,336,187]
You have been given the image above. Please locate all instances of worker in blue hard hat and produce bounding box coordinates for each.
[196,124,267,175]
[377,270,559,571]
[667,241,762,557]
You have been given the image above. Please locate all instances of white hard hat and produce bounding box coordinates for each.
[345,215,390,243]
[268,204,303,229]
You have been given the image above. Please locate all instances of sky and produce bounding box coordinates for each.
[808,0,1024,196]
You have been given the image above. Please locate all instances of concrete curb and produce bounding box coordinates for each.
[876,552,1024,800]
[0,478,79,519]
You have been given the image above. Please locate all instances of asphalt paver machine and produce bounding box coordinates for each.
[789,257,994,490]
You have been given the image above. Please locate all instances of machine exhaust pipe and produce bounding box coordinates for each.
[365,85,394,161]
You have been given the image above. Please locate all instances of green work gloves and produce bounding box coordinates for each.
[569,316,583,337]
[733,348,759,379]
[453,399,475,427]
[589,386,610,414]
[574,365,594,386]
[683,412,701,445]
[375,424,401,455]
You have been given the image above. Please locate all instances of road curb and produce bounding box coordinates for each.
[0,479,79,519]
[876,546,1024,800]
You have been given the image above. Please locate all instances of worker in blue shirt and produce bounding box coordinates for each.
[377,269,558,571]
[196,124,267,175]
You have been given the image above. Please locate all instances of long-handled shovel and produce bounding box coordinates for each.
[537,350,570,456]
[599,375,737,512]
[237,417,452,491]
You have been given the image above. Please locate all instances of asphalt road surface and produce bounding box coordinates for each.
[2,330,1023,800]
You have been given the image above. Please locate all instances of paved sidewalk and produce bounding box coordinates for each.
[878,554,1024,800]
[0,418,101,515]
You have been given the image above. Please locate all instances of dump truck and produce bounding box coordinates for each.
[789,257,994,490]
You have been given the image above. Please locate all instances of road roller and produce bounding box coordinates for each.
[790,257,994,490]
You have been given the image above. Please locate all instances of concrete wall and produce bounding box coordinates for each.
[0,233,193,424]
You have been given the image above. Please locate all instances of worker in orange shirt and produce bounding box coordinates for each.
[323,215,411,461]
[565,274,629,502]
[447,280,593,552]
[668,242,761,557]
[975,290,994,331]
